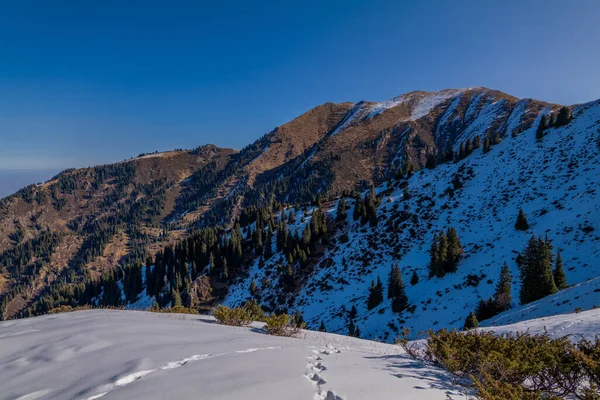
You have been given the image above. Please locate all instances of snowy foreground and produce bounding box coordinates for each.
[0,310,468,400]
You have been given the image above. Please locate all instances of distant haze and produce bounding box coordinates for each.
[0,169,61,198]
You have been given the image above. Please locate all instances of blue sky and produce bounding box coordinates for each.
[0,0,599,170]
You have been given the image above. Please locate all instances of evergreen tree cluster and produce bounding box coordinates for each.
[367,277,384,310]
[347,305,361,337]
[536,107,572,141]
[475,262,513,322]
[428,227,463,278]
[517,235,567,305]
[353,188,380,226]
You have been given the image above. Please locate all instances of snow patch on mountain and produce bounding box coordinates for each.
[225,98,600,341]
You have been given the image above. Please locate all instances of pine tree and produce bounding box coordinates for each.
[375,277,384,305]
[518,235,558,304]
[367,279,384,310]
[492,132,501,145]
[483,136,491,153]
[389,265,408,313]
[426,153,436,169]
[429,233,442,278]
[447,227,462,271]
[410,270,419,285]
[514,208,529,231]
[494,262,512,312]
[318,320,327,332]
[536,115,547,140]
[556,106,572,127]
[293,310,305,328]
[221,258,229,282]
[171,287,182,307]
[473,135,481,149]
[349,305,358,320]
[336,198,347,222]
[553,251,567,290]
[250,279,257,297]
[464,311,479,330]
[348,318,357,337]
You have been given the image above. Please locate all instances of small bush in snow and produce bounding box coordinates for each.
[264,313,305,337]
[213,305,253,326]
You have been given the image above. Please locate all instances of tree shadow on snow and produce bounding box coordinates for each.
[364,354,470,397]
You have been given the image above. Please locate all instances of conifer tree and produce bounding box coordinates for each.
[494,262,512,312]
[464,311,479,330]
[221,258,229,282]
[473,135,481,149]
[410,270,419,285]
[250,279,257,297]
[445,227,462,273]
[348,318,357,337]
[556,106,572,127]
[429,233,442,278]
[483,137,491,153]
[492,132,501,145]
[319,320,327,332]
[515,208,530,231]
[426,153,436,169]
[553,251,567,290]
[518,235,558,304]
[349,305,358,320]
[367,278,384,309]
[293,310,305,328]
[536,115,547,140]
[353,196,363,221]
[336,198,347,222]
[171,287,182,307]
[388,264,408,313]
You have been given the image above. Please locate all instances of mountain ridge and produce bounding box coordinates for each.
[0,87,595,326]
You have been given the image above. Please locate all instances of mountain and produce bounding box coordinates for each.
[0,87,596,334]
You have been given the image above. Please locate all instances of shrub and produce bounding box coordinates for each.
[416,329,600,399]
[243,299,265,322]
[264,313,305,337]
[213,305,253,326]
[153,305,199,315]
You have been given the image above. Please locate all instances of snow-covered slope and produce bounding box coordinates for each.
[480,307,600,341]
[0,310,467,400]
[225,99,600,341]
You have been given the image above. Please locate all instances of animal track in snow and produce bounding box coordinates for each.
[304,345,345,400]
[82,347,281,399]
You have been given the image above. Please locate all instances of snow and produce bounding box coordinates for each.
[0,310,468,400]
[365,90,462,122]
[503,98,529,136]
[328,102,367,136]
[480,307,600,342]
[482,276,600,329]
[410,90,462,121]
[224,98,600,342]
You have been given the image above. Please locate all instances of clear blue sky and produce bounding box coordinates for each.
[0,0,599,170]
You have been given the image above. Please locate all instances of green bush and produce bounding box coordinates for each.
[264,313,305,337]
[152,305,199,314]
[399,328,600,400]
[212,305,253,326]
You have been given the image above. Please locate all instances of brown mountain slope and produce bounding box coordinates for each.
[0,87,564,318]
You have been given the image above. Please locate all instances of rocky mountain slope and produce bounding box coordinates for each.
[0,87,594,329]
[224,97,600,340]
